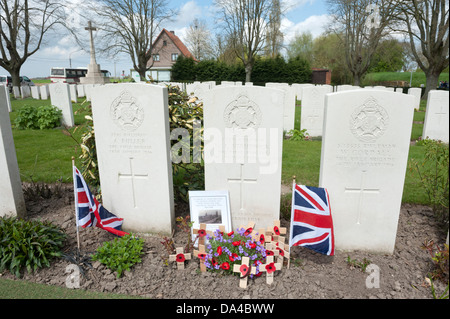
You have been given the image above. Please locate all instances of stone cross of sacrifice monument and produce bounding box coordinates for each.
[80,21,109,85]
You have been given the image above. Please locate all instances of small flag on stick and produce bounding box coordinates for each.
[289,182,335,256]
[73,165,129,237]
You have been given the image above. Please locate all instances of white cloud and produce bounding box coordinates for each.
[282,0,316,13]
[281,14,332,44]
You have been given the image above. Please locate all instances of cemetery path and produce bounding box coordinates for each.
[2,183,448,300]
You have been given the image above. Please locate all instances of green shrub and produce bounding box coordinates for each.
[36,105,62,129]
[409,138,449,222]
[14,105,62,130]
[0,217,66,278]
[91,234,144,278]
[14,105,39,129]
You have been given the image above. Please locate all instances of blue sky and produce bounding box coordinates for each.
[1,0,329,79]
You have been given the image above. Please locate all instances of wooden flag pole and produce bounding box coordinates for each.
[287,175,296,270]
[72,156,81,252]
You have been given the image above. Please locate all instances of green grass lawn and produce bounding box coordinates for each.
[363,71,449,87]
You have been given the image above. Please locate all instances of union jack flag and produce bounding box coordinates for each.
[73,166,128,237]
[289,184,335,256]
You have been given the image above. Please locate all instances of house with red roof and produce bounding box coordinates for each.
[141,28,195,82]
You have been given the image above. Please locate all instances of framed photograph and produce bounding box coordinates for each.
[188,190,232,247]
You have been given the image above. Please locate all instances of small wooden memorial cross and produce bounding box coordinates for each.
[275,240,290,269]
[193,223,212,246]
[232,256,251,289]
[267,220,287,242]
[239,221,255,237]
[254,256,282,285]
[193,244,207,272]
[265,241,280,259]
[169,247,191,270]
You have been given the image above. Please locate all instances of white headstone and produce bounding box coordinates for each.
[40,84,49,100]
[31,86,40,99]
[265,83,296,132]
[69,84,77,102]
[0,88,26,218]
[300,85,333,137]
[91,83,174,234]
[203,86,284,230]
[49,83,74,127]
[319,90,415,254]
[13,86,20,98]
[422,90,449,143]
[77,84,85,98]
[20,86,31,98]
[186,82,211,101]
[291,83,313,100]
[408,87,422,110]
[1,85,11,112]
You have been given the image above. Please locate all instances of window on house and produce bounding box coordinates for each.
[163,40,167,46]
[153,54,160,61]
[171,53,178,61]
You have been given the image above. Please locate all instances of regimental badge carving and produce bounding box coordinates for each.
[110,90,144,131]
[350,96,389,143]
[223,93,262,130]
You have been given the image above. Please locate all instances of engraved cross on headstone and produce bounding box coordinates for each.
[344,170,380,224]
[118,157,148,208]
[433,98,448,125]
[227,164,257,213]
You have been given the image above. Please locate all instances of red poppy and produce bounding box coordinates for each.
[265,262,276,274]
[232,241,241,246]
[244,227,253,236]
[197,253,206,260]
[229,253,238,262]
[198,229,206,237]
[227,231,234,237]
[266,250,274,256]
[176,253,185,263]
[259,234,265,244]
[274,226,280,236]
[221,262,230,270]
[239,264,250,277]
[217,246,223,256]
[277,247,284,257]
[249,242,256,249]
[211,258,218,266]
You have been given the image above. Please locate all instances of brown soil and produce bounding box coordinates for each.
[1,183,448,300]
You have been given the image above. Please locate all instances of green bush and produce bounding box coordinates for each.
[409,138,449,222]
[0,217,66,278]
[14,105,62,130]
[91,234,144,278]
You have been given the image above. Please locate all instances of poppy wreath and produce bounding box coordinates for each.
[202,226,268,278]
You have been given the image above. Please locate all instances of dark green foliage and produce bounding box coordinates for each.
[0,217,66,278]
[91,234,144,278]
[171,56,197,81]
[14,105,62,130]
[171,55,312,84]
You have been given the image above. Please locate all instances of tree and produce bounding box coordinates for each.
[0,0,62,86]
[394,0,449,99]
[215,0,281,82]
[264,0,283,58]
[327,0,399,85]
[286,31,314,65]
[184,18,215,61]
[90,0,174,81]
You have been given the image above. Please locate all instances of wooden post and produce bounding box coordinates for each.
[72,156,81,252]
[169,247,191,270]
[232,256,251,289]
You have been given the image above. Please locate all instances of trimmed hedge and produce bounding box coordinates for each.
[171,55,312,84]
